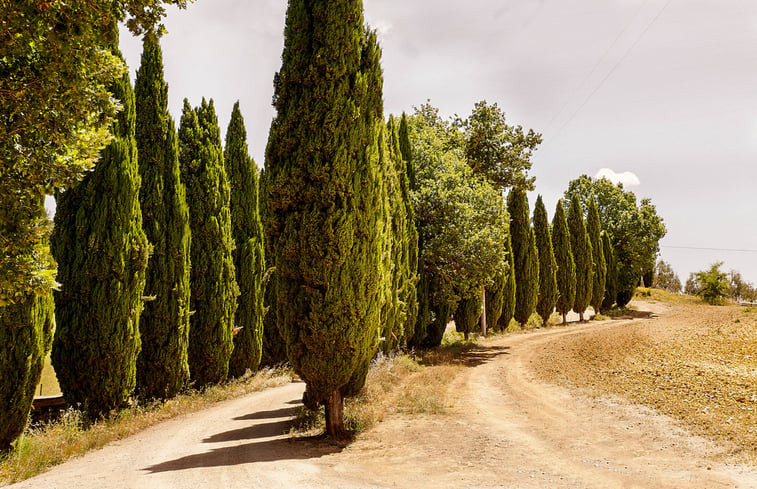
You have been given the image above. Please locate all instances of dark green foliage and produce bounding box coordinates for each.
[601,232,617,311]
[552,201,575,323]
[498,232,517,330]
[0,290,54,451]
[533,196,557,325]
[422,301,453,349]
[51,66,149,416]
[485,269,506,332]
[567,195,593,320]
[263,0,387,435]
[564,175,665,307]
[178,98,238,387]
[507,188,538,326]
[457,100,542,192]
[409,266,432,348]
[225,102,265,378]
[398,112,416,190]
[586,198,606,315]
[134,36,191,399]
[454,293,482,339]
[379,117,419,353]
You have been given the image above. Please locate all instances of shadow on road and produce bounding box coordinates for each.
[143,436,341,472]
[422,344,510,367]
[203,418,294,443]
[233,405,299,422]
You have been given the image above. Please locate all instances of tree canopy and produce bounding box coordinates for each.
[564,175,666,307]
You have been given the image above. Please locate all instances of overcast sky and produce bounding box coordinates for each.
[117,0,757,286]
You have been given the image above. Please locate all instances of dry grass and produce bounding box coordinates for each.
[532,298,757,462]
[36,353,61,397]
[0,367,292,485]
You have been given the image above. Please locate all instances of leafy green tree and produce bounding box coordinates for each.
[508,189,538,326]
[567,195,593,321]
[601,232,617,310]
[586,197,606,315]
[565,175,666,307]
[179,99,238,388]
[653,260,681,294]
[0,1,186,304]
[728,270,756,302]
[406,104,509,346]
[51,62,150,417]
[454,293,482,340]
[694,262,730,305]
[0,291,53,452]
[456,101,542,192]
[263,0,389,439]
[485,268,507,332]
[134,35,191,399]
[533,196,557,325]
[498,232,517,330]
[225,102,265,378]
[552,201,575,324]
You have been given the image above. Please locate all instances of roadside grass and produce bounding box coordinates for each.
[292,329,472,438]
[0,367,292,485]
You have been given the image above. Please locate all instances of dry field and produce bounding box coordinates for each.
[531,293,757,461]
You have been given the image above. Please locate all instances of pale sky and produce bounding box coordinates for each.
[116,0,757,286]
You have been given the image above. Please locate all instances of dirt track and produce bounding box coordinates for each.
[9,304,757,488]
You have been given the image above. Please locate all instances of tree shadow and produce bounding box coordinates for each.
[143,437,341,473]
[233,405,299,421]
[203,419,294,443]
[421,344,510,367]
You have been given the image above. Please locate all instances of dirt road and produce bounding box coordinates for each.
[10,306,757,488]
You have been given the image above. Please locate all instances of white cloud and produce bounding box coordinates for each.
[367,19,393,36]
[594,168,640,187]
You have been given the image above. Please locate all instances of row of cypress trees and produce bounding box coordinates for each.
[48,36,266,418]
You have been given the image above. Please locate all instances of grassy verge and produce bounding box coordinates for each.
[0,367,292,485]
[292,333,474,438]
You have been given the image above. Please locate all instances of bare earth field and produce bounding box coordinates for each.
[9,299,757,488]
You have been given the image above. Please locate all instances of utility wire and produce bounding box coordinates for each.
[547,0,673,144]
[662,245,757,253]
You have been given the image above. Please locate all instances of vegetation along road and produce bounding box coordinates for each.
[9,298,757,488]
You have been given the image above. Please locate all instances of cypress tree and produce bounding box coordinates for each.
[586,197,607,316]
[51,59,149,416]
[485,270,506,332]
[602,232,618,311]
[398,112,416,190]
[507,188,538,327]
[567,195,593,321]
[225,102,265,377]
[0,289,54,452]
[263,0,388,439]
[533,195,557,326]
[178,98,238,387]
[552,200,575,324]
[454,293,482,340]
[134,36,191,399]
[498,232,517,330]
[258,169,287,367]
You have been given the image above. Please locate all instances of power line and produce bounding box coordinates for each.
[547,0,673,144]
[662,245,757,254]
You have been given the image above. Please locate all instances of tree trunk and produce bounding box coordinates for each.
[480,285,487,337]
[464,331,469,341]
[579,311,584,322]
[324,389,345,440]
[562,312,567,325]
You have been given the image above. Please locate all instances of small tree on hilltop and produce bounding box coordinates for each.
[653,259,681,294]
[694,262,730,305]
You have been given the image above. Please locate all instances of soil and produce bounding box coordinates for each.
[9,300,757,488]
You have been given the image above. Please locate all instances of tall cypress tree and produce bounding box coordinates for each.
[533,195,557,326]
[602,231,618,311]
[507,188,538,327]
[263,0,388,439]
[485,270,506,332]
[134,36,191,399]
[454,293,481,340]
[586,197,607,316]
[552,200,575,324]
[398,112,416,191]
[498,232,517,330]
[178,98,238,387]
[225,102,265,377]
[567,195,593,321]
[0,288,53,451]
[52,57,149,416]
